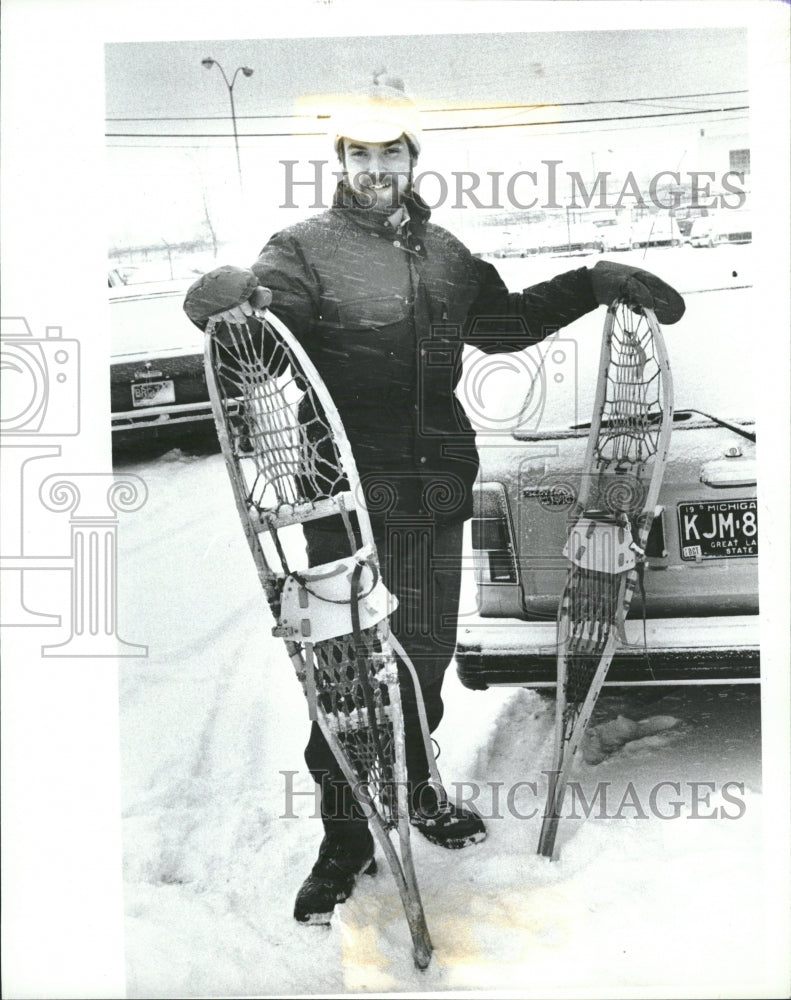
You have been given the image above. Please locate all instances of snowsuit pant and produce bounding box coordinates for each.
[303,516,465,845]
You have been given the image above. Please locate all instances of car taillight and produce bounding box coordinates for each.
[644,506,667,559]
[471,484,518,584]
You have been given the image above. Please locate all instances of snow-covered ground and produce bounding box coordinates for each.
[116,482,764,995]
[113,243,781,997]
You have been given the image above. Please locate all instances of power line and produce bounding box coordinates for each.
[430,106,748,133]
[106,113,750,149]
[106,104,749,140]
[550,113,749,138]
[105,89,748,123]
[107,113,317,122]
[423,89,750,113]
[108,131,321,138]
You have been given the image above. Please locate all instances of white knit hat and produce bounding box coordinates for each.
[332,72,422,157]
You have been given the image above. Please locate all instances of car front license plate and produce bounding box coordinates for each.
[677,499,758,560]
[131,379,175,408]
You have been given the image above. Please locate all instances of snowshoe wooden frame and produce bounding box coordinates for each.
[538,300,673,860]
[204,306,438,969]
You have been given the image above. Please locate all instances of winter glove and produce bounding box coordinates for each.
[589,260,685,324]
[183,265,272,329]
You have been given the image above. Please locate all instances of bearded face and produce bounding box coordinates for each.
[340,136,413,212]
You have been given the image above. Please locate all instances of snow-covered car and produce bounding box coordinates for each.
[108,265,140,287]
[594,219,633,252]
[689,216,719,248]
[674,206,711,241]
[456,279,758,689]
[630,214,682,249]
[544,222,600,256]
[717,210,752,244]
[690,211,752,248]
[110,279,218,449]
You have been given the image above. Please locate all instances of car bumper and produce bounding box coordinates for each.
[111,400,228,432]
[455,615,760,689]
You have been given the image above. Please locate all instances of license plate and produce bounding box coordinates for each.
[677,499,758,560]
[131,380,175,408]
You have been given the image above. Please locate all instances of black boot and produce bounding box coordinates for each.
[410,784,487,850]
[293,830,377,925]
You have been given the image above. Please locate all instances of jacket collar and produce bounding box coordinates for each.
[331,180,431,248]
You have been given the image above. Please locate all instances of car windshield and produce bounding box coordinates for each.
[110,280,201,357]
[462,243,754,433]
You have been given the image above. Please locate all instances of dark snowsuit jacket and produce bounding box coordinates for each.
[251,183,598,522]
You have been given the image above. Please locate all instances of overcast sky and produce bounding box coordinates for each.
[105,30,746,120]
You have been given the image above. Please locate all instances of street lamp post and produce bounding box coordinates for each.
[201,57,254,184]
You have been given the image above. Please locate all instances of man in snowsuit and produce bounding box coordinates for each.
[184,73,685,924]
